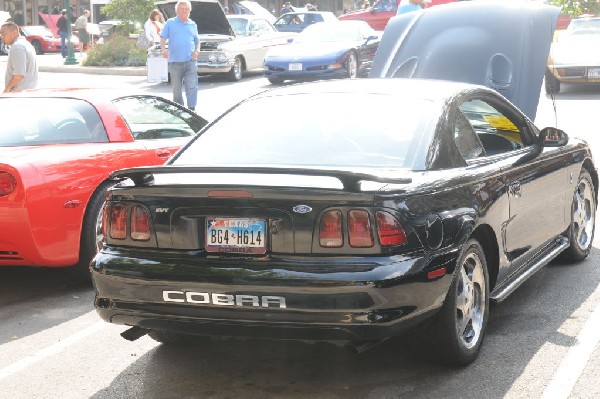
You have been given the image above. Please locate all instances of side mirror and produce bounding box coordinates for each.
[287,37,294,43]
[539,127,568,147]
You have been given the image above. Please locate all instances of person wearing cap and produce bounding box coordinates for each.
[281,2,294,15]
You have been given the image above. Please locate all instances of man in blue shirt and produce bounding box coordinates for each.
[397,0,423,15]
[160,0,200,111]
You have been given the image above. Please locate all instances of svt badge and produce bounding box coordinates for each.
[292,205,312,214]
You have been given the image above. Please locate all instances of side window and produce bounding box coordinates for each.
[113,96,206,140]
[0,98,108,146]
[457,99,526,157]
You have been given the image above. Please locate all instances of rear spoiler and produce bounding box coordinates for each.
[110,165,412,192]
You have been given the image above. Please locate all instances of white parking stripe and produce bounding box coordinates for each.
[541,301,600,399]
[0,321,106,382]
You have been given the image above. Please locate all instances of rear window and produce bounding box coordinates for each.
[0,98,108,146]
[173,93,433,168]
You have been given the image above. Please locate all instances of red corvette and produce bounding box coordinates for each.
[0,89,207,274]
[19,25,80,54]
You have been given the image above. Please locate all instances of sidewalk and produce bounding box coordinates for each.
[0,52,147,76]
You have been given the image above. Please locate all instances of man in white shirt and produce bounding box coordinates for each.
[1,21,38,93]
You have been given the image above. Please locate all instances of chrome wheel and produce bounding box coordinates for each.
[572,177,595,252]
[227,56,243,81]
[455,251,486,350]
[347,52,358,79]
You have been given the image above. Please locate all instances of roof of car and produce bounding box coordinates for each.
[256,78,487,103]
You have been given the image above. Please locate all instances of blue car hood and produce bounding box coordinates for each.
[369,1,560,120]
[266,42,353,60]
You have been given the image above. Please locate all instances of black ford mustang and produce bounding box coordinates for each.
[91,2,597,365]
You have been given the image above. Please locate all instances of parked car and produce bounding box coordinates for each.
[264,20,380,84]
[0,90,207,276]
[273,11,337,33]
[545,16,600,94]
[339,0,460,30]
[91,2,596,366]
[18,25,79,54]
[156,0,296,81]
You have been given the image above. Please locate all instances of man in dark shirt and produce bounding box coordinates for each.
[56,9,68,58]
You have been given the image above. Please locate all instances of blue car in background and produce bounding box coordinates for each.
[263,20,381,84]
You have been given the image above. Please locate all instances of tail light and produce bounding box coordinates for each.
[130,205,151,241]
[0,172,17,197]
[109,204,127,239]
[376,211,407,246]
[101,203,109,238]
[319,210,343,247]
[348,210,374,247]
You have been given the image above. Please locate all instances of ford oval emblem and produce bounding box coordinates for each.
[293,205,312,214]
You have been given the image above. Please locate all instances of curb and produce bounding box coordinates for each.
[39,65,147,76]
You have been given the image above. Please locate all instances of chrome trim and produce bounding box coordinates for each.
[490,236,569,303]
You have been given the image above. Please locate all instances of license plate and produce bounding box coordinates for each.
[206,218,266,254]
[288,63,302,71]
[588,68,600,78]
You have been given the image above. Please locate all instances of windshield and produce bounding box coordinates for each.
[173,93,433,168]
[565,18,600,35]
[296,22,364,43]
[21,26,54,37]
[227,17,249,36]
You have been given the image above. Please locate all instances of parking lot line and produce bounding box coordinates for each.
[0,320,105,381]
[541,300,600,399]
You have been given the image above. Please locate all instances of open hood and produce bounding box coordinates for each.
[370,1,560,120]
[156,0,234,36]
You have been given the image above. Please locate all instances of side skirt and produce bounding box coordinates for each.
[490,235,569,303]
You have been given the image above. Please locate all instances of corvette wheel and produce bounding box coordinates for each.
[561,169,596,262]
[76,181,115,280]
[346,52,358,79]
[227,56,243,81]
[430,239,489,366]
[32,40,43,55]
[545,70,560,94]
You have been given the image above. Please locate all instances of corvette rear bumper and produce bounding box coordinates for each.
[91,247,458,342]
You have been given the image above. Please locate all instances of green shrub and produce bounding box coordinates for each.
[83,35,147,67]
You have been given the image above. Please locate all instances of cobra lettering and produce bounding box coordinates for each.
[162,291,286,308]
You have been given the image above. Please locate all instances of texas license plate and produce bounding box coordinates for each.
[588,68,600,78]
[206,218,266,254]
[288,63,302,71]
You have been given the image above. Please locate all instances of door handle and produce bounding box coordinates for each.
[509,181,522,198]
[156,149,171,158]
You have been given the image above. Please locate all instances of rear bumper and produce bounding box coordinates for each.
[91,247,458,342]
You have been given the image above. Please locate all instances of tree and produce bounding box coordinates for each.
[550,0,600,17]
[101,0,155,32]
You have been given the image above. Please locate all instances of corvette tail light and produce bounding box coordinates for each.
[376,211,407,246]
[130,205,150,241]
[319,210,343,247]
[109,204,127,240]
[0,172,17,197]
[348,210,374,247]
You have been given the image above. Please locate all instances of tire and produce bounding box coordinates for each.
[346,51,358,79]
[560,169,596,262]
[545,70,560,94]
[268,77,283,85]
[428,239,489,366]
[227,56,243,81]
[75,181,115,280]
[32,40,43,55]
